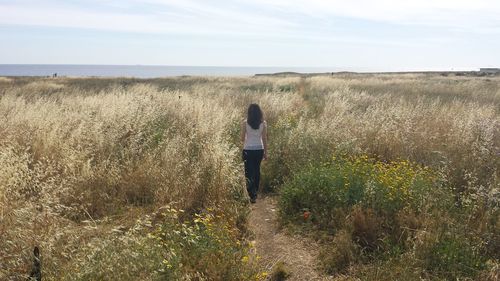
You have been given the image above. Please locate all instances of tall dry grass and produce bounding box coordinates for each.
[0,74,498,280]
[0,80,251,280]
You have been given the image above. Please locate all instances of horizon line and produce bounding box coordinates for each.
[0,63,484,72]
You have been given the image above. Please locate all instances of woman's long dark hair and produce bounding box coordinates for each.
[247,104,263,130]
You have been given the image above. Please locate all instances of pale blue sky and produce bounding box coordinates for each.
[1,0,499,70]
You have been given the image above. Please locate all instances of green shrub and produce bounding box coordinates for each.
[151,207,260,280]
[421,231,486,279]
[279,155,439,228]
[63,207,260,281]
[279,154,494,280]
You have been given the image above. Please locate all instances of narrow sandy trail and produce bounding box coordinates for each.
[248,196,333,281]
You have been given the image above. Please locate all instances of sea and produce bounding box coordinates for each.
[0,64,344,78]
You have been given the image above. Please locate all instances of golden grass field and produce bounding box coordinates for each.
[0,74,499,280]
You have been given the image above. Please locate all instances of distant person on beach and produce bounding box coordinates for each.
[241,104,267,203]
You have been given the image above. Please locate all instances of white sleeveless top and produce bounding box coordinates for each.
[244,121,265,150]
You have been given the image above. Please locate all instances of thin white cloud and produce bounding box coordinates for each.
[242,0,500,31]
[0,1,296,36]
[139,0,296,27]
[0,0,499,39]
[0,4,164,33]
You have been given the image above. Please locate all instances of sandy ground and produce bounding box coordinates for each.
[248,196,334,281]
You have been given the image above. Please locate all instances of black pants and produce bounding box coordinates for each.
[242,149,264,200]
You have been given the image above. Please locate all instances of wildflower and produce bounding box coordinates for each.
[303,211,311,220]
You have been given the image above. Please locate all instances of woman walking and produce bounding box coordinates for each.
[241,104,267,203]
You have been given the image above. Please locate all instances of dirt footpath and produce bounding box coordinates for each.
[248,196,334,281]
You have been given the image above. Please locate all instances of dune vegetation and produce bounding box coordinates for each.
[0,74,498,280]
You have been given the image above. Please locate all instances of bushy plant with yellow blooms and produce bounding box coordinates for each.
[150,206,262,280]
